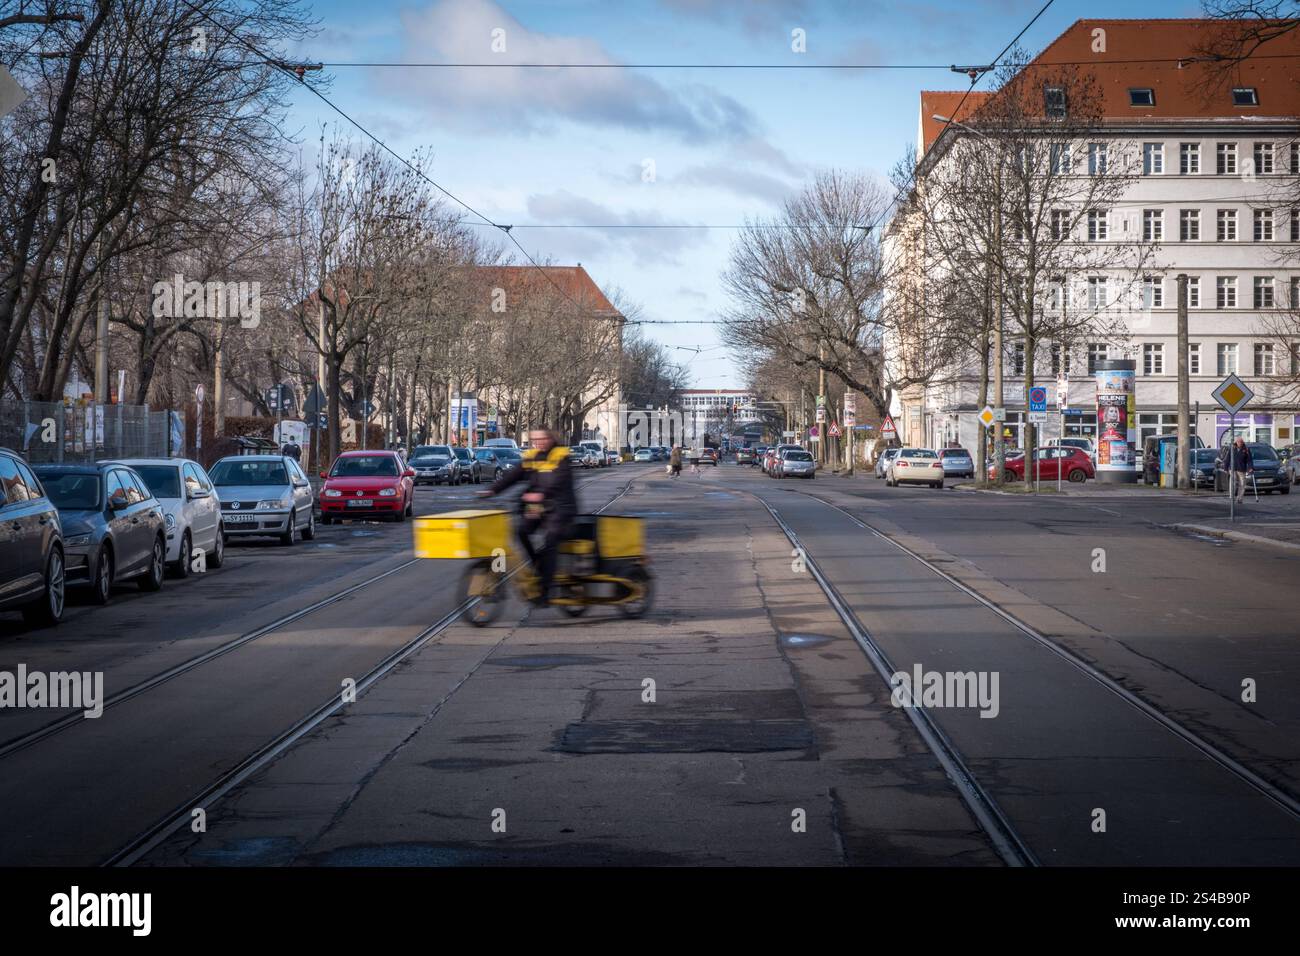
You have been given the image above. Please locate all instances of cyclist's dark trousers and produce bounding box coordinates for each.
[517,513,564,597]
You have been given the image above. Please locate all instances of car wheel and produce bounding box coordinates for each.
[209,525,226,568]
[22,547,64,627]
[173,530,192,578]
[320,514,332,525]
[138,537,165,591]
[405,495,413,516]
[474,471,482,484]
[90,546,113,605]
[1281,484,1290,495]
[302,510,316,540]
[1068,469,1087,483]
[1004,471,1017,483]
[280,513,296,546]
[394,505,406,523]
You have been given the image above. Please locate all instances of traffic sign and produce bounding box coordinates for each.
[880,415,897,439]
[1028,411,1048,424]
[843,392,856,426]
[1057,376,1069,408]
[1028,386,1048,413]
[1212,374,1254,415]
[304,383,326,415]
[816,404,826,423]
[978,406,996,429]
[0,67,28,120]
[828,421,841,438]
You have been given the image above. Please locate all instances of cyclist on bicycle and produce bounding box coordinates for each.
[478,429,577,605]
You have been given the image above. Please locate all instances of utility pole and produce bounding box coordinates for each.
[1176,274,1190,490]
[992,160,1006,487]
[94,234,109,404]
[817,345,826,468]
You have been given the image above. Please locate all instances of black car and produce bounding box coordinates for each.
[1189,447,1219,488]
[0,448,65,626]
[452,446,483,484]
[408,445,460,485]
[1214,442,1288,494]
[34,462,168,603]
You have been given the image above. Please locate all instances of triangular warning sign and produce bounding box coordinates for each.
[880,415,897,438]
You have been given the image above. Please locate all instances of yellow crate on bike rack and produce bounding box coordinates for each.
[413,509,510,559]
[596,515,645,559]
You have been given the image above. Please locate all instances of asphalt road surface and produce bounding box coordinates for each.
[1,462,1296,866]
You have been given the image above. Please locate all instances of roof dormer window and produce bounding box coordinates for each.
[1044,86,1067,119]
[1129,88,1155,107]
[1232,87,1259,107]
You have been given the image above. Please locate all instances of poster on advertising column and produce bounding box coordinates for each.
[1095,359,1135,477]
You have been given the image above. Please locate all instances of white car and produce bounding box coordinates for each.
[110,457,225,575]
[885,447,946,488]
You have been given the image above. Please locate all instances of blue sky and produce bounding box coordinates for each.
[280,0,1203,385]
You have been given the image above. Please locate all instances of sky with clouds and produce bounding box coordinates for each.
[283,0,1203,386]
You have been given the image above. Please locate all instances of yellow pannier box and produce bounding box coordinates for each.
[596,515,645,559]
[413,509,510,559]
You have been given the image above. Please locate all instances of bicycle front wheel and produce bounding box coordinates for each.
[461,560,506,626]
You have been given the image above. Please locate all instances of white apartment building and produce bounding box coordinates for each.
[885,19,1299,460]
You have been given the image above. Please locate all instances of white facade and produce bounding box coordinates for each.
[890,127,1300,457]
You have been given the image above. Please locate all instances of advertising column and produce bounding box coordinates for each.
[1095,359,1136,483]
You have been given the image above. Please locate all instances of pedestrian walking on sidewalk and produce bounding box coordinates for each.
[1229,436,1253,503]
[669,445,683,478]
[688,447,701,475]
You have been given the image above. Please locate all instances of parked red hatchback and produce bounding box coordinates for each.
[991,446,1095,483]
[319,451,415,523]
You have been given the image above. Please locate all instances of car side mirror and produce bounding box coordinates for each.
[109,495,129,511]
[320,471,329,479]
[188,489,209,499]
[403,468,415,478]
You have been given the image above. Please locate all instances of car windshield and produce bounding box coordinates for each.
[1249,444,1278,460]
[131,465,181,499]
[901,449,938,459]
[1193,450,1217,464]
[474,449,495,460]
[785,451,813,461]
[38,472,100,509]
[453,448,470,460]
[210,459,288,486]
[332,455,399,477]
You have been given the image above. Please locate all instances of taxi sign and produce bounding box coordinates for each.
[978,406,996,429]
[1212,374,1254,415]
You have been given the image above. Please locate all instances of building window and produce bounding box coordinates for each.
[1130,89,1156,107]
[1293,342,1300,373]
[1142,276,1163,308]
[1232,87,1258,106]
[1143,209,1163,241]
[1291,208,1299,242]
[1254,142,1274,174]
[1051,344,1072,374]
[1088,209,1108,241]
[1180,142,1200,174]
[1087,343,1108,374]
[1217,209,1237,241]
[1217,142,1237,175]
[1255,343,1275,376]
[1293,277,1300,307]
[1087,277,1108,308]
[1012,341,1026,376]
[1050,209,1069,240]
[1254,276,1275,309]
[1188,343,1201,375]
[1179,209,1200,241]
[1186,276,1200,308]
[1088,143,1108,175]
[1142,142,1163,174]
[1293,143,1300,173]
[1044,86,1067,118]
[1143,343,1164,375]
[1047,278,1069,310]
[1050,143,1071,174]
[1217,343,1238,375]
[1217,276,1237,308]
[1254,209,1274,241]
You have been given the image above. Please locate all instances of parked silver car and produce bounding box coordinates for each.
[209,455,316,545]
[938,447,974,479]
[409,445,460,485]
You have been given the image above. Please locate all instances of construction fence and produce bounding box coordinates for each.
[0,400,179,464]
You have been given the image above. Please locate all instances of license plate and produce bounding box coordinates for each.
[347,499,374,507]
[225,513,256,523]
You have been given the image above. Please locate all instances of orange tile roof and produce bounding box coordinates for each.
[472,264,620,315]
[920,19,1299,157]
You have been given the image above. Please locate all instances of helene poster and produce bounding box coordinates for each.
[1095,364,1135,471]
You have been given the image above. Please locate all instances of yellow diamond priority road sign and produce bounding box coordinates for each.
[1212,374,1253,415]
[978,405,996,429]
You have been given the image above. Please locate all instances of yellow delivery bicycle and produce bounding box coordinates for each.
[413,510,654,626]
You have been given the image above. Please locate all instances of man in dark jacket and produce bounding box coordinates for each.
[1228,436,1253,503]
[480,429,577,604]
